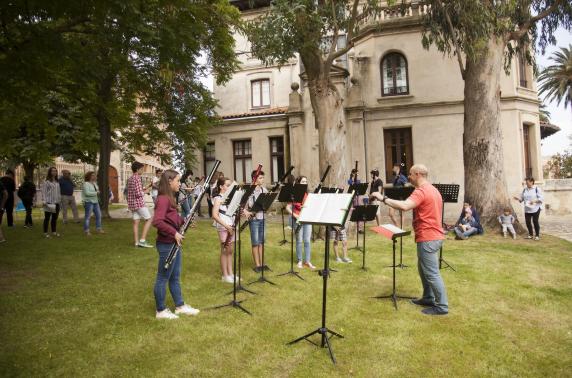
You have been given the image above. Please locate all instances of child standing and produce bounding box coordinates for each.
[498,207,516,239]
[331,225,351,263]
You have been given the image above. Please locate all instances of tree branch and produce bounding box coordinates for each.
[438,0,466,80]
[326,0,360,66]
[326,0,340,66]
[509,0,563,41]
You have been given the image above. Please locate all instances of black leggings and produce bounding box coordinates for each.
[0,197,14,226]
[43,204,60,233]
[524,209,541,237]
[23,201,33,226]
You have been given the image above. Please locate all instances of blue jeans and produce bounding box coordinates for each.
[454,226,478,239]
[154,242,184,312]
[296,223,312,263]
[180,197,191,218]
[83,202,102,231]
[417,240,448,313]
[249,218,265,246]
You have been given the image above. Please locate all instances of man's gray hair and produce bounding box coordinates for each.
[410,164,429,177]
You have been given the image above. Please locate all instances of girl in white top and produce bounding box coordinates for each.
[513,177,544,240]
[212,177,236,283]
[42,166,62,238]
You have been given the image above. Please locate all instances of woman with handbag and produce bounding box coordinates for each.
[42,167,61,238]
[82,171,104,235]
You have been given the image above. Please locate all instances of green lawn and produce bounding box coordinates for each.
[0,216,571,377]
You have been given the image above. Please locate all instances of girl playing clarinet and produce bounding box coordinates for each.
[212,177,236,283]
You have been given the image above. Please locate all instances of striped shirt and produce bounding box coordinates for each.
[42,180,61,204]
[127,174,145,211]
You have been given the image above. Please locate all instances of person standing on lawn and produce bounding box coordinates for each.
[371,164,448,316]
[42,167,61,238]
[82,171,104,235]
[17,176,36,228]
[58,170,80,224]
[127,162,154,248]
[152,169,200,319]
[211,176,236,283]
[0,170,16,227]
[0,179,7,242]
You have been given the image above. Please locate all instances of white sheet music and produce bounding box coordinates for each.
[299,193,354,226]
[381,223,406,234]
[221,181,238,203]
[226,189,244,215]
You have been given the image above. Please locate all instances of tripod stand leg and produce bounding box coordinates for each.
[287,329,321,345]
[322,330,337,364]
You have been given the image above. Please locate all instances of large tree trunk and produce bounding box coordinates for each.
[308,78,350,188]
[96,74,114,218]
[463,37,520,230]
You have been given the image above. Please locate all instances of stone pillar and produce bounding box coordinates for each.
[287,82,305,178]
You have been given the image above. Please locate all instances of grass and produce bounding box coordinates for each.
[0,213,571,377]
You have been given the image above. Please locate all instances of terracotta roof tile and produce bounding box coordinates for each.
[221,107,288,120]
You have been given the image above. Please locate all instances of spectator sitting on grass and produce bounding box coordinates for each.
[454,206,478,240]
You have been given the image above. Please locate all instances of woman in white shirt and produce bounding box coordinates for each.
[211,177,236,283]
[513,177,543,240]
[42,167,61,238]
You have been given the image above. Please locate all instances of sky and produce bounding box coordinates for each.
[199,27,572,157]
[536,27,572,157]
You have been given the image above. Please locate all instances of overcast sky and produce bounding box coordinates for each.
[200,27,571,157]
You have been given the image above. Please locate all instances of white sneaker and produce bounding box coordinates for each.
[156,308,179,319]
[534,236,540,241]
[335,257,342,263]
[342,257,352,263]
[512,234,517,240]
[297,261,303,269]
[231,274,242,282]
[175,304,200,316]
[222,275,234,283]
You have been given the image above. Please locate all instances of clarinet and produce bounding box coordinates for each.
[295,165,332,234]
[235,164,263,234]
[163,160,221,270]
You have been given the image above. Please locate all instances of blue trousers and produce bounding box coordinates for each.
[417,240,448,312]
[154,242,184,312]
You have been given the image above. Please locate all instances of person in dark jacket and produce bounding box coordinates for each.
[58,170,79,224]
[17,177,36,227]
[0,180,6,242]
[454,202,484,238]
[152,169,199,320]
[0,170,16,227]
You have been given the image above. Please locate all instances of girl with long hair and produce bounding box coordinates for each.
[42,167,61,238]
[285,176,315,269]
[82,171,104,235]
[152,169,199,319]
[211,177,236,283]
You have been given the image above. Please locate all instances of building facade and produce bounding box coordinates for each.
[195,1,543,216]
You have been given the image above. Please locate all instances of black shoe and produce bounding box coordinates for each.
[421,307,448,316]
[263,264,271,271]
[410,298,435,307]
[253,266,262,273]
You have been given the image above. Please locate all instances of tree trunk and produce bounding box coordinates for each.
[463,37,520,230]
[308,78,350,188]
[96,74,114,218]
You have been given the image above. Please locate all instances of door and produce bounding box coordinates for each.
[108,166,119,203]
[384,128,413,184]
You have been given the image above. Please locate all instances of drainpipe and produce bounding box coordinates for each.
[362,109,368,176]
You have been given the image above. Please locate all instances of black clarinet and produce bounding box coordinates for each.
[164,160,221,270]
[238,166,294,233]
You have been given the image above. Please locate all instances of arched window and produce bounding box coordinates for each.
[381,53,409,96]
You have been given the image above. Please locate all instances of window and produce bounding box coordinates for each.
[381,53,409,96]
[251,79,270,108]
[518,52,530,88]
[233,140,252,183]
[203,142,216,176]
[383,128,413,183]
[269,137,285,184]
[523,125,532,178]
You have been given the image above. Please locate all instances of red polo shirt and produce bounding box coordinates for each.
[408,182,444,243]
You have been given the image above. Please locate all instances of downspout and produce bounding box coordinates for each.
[362,109,368,176]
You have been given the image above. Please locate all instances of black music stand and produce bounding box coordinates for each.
[209,187,253,315]
[279,207,289,246]
[347,183,369,251]
[372,226,414,310]
[248,192,279,286]
[277,184,307,280]
[434,184,459,272]
[384,186,415,269]
[349,205,378,271]
[288,192,354,364]
[226,184,257,297]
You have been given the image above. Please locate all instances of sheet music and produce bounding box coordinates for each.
[221,181,238,203]
[226,189,244,215]
[381,223,406,234]
[299,193,354,226]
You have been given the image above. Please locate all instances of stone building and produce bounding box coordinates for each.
[194,0,546,216]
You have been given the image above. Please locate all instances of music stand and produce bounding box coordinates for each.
[226,185,257,297]
[349,205,378,271]
[384,186,415,269]
[371,224,414,310]
[287,192,354,364]
[434,184,460,272]
[279,207,289,246]
[248,191,279,286]
[277,184,308,280]
[347,183,369,251]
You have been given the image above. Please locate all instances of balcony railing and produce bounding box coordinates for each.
[357,1,430,28]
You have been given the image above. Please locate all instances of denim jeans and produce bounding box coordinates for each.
[454,226,478,239]
[296,223,312,263]
[249,218,265,246]
[417,240,448,312]
[154,241,184,312]
[83,202,102,231]
[180,197,191,218]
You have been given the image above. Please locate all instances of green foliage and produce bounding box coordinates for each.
[545,147,572,178]
[421,0,572,73]
[538,44,572,109]
[0,219,571,375]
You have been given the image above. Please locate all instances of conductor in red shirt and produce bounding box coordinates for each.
[371,164,448,315]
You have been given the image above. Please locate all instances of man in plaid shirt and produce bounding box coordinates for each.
[128,162,153,248]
